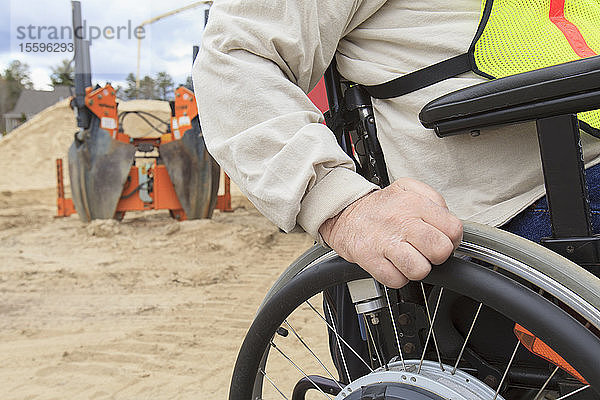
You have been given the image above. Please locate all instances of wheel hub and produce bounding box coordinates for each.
[335,360,505,400]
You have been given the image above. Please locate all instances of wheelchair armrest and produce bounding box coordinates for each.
[419,55,600,137]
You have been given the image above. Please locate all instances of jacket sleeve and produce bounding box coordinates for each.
[193,0,382,238]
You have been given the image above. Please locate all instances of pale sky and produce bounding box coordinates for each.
[0,0,210,90]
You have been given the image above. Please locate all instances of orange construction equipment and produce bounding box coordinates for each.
[84,84,120,140]
[57,82,232,220]
[56,159,77,218]
[167,86,198,142]
[216,172,233,213]
[63,2,228,223]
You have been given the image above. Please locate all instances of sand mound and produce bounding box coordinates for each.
[0,98,76,192]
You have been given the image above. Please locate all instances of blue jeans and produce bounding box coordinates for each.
[501,163,600,242]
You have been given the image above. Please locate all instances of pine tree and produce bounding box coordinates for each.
[155,71,174,100]
[139,75,157,100]
[0,60,32,135]
[50,59,74,88]
[0,60,33,116]
[124,73,138,100]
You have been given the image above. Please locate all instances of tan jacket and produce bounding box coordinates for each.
[193,0,600,239]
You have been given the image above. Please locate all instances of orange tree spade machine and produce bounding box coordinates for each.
[57,2,231,222]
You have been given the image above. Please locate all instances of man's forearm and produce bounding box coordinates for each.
[193,0,380,235]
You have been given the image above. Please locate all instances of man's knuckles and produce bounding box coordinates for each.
[399,177,448,209]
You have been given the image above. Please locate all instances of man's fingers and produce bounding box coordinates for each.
[393,178,448,209]
[403,220,455,265]
[384,242,432,281]
[416,199,463,249]
[361,257,410,289]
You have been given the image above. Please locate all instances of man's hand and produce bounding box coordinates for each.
[319,178,463,288]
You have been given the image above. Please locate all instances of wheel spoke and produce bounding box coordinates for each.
[307,299,375,374]
[420,283,445,372]
[324,301,352,382]
[555,385,591,400]
[283,319,344,391]
[493,340,520,400]
[533,365,559,400]
[418,285,444,373]
[452,302,483,375]
[385,286,406,371]
[260,368,290,400]
[270,341,333,399]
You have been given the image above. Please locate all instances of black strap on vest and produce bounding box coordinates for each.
[363,53,472,99]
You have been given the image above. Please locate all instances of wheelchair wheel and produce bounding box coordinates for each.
[230,222,600,400]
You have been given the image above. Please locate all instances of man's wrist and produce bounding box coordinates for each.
[297,167,379,239]
[318,213,339,248]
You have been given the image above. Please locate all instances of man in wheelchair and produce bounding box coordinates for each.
[194,0,600,399]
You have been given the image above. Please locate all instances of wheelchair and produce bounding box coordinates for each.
[229,56,600,400]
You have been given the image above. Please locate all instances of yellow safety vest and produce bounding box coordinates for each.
[365,0,600,135]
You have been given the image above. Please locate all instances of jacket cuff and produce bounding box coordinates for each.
[297,167,379,242]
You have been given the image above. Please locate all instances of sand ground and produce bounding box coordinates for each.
[0,187,325,399]
[0,98,340,399]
